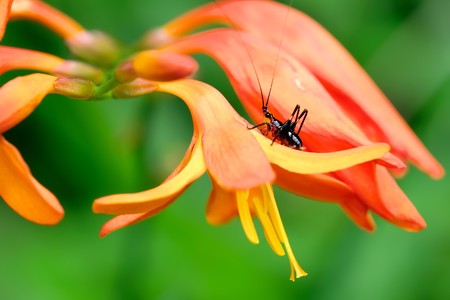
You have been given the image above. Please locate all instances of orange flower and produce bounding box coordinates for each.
[137,0,444,232]
[93,79,390,280]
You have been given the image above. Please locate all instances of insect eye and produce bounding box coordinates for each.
[265,112,271,118]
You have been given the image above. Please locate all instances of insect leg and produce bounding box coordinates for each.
[290,104,301,122]
[248,122,271,131]
[295,109,308,135]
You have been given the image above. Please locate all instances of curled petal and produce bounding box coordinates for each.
[0,73,56,133]
[0,136,63,224]
[163,30,403,169]
[157,79,275,189]
[164,0,443,178]
[93,137,206,215]
[10,0,83,38]
[131,50,198,81]
[252,131,390,174]
[0,0,12,40]
[99,203,173,238]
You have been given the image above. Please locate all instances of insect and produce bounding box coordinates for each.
[213,0,308,150]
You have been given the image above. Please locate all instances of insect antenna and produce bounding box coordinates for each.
[211,0,266,111]
[265,0,293,108]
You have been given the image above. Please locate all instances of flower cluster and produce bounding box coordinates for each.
[0,0,443,280]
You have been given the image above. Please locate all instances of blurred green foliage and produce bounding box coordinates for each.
[1,0,449,299]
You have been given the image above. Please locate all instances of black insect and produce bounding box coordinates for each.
[249,103,308,150]
[214,0,308,150]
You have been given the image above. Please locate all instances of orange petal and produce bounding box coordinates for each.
[0,46,63,75]
[0,0,12,40]
[206,178,237,225]
[93,137,206,215]
[167,0,443,178]
[334,163,426,231]
[132,50,198,81]
[162,29,404,170]
[10,0,84,39]
[0,136,63,224]
[0,73,56,133]
[157,79,275,189]
[0,46,103,83]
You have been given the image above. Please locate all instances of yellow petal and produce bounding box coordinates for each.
[252,130,390,174]
[0,136,64,224]
[93,138,206,215]
[0,73,56,133]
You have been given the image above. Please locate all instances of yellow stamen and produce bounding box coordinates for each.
[251,189,285,256]
[236,189,259,244]
[262,184,308,280]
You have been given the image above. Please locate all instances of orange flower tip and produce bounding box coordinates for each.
[53,61,104,84]
[132,50,198,81]
[66,30,121,68]
[112,79,158,99]
[53,77,95,99]
[139,27,175,49]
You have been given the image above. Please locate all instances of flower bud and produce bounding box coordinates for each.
[112,79,158,99]
[132,50,197,81]
[53,78,95,99]
[53,61,105,84]
[66,30,121,68]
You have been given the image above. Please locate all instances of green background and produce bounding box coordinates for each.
[1,0,449,299]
